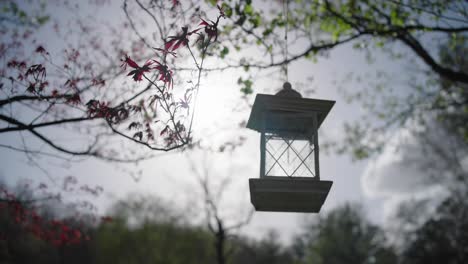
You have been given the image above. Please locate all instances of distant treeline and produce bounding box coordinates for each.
[1,188,467,264]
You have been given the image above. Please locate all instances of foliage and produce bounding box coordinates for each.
[8,188,468,264]
[435,36,468,143]
[291,204,397,264]
[2,1,466,160]
[222,0,468,81]
[0,1,50,27]
[230,231,294,264]
[217,0,468,159]
[94,217,214,264]
[0,177,110,248]
[397,192,468,264]
[0,190,292,264]
[0,0,226,163]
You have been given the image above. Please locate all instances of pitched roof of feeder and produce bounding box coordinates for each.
[246,82,335,134]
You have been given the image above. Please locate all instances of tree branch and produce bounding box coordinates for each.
[0,114,96,156]
[398,33,468,84]
[0,115,96,133]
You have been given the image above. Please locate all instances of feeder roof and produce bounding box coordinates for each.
[246,93,335,133]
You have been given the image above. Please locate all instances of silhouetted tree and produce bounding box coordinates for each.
[292,204,397,264]
[188,154,253,264]
[231,231,294,264]
[399,193,468,264]
[94,194,215,264]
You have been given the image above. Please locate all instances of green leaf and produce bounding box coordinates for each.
[320,18,336,33]
[220,46,229,59]
[267,45,273,53]
[304,16,311,28]
[237,77,253,95]
[375,41,384,48]
[262,28,273,37]
[222,3,232,17]
[332,31,340,42]
[249,14,261,28]
[244,4,253,16]
[390,8,404,26]
[240,79,253,95]
[244,79,252,88]
[18,10,27,19]
[241,86,253,95]
[353,148,369,160]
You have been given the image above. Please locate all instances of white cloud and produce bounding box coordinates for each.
[362,127,428,196]
[361,119,468,225]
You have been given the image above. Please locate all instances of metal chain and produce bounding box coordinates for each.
[283,0,289,82]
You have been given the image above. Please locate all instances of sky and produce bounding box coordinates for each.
[2,0,464,245]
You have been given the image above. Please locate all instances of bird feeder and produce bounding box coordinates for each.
[247,82,335,213]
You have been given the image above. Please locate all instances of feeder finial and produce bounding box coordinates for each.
[275,82,302,98]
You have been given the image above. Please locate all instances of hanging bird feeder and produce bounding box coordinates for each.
[247,82,335,213]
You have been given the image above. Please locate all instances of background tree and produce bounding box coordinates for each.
[230,231,295,264]
[394,190,468,264]
[0,178,101,264]
[0,0,226,163]
[188,153,253,264]
[94,194,215,264]
[213,0,468,159]
[291,204,397,264]
[386,37,468,264]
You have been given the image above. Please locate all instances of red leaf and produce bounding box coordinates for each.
[160,125,170,136]
[66,94,81,105]
[35,46,48,54]
[199,19,210,26]
[171,0,180,8]
[62,225,70,232]
[101,216,113,223]
[133,131,143,141]
[50,220,62,226]
[165,39,177,50]
[124,60,152,82]
[60,232,68,242]
[121,55,139,69]
[73,230,81,239]
[172,39,185,51]
[128,122,141,130]
[165,27,199,51]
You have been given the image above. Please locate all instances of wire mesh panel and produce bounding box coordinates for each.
[264,133,316,177]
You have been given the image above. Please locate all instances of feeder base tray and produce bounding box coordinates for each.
[249,177,333,213]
